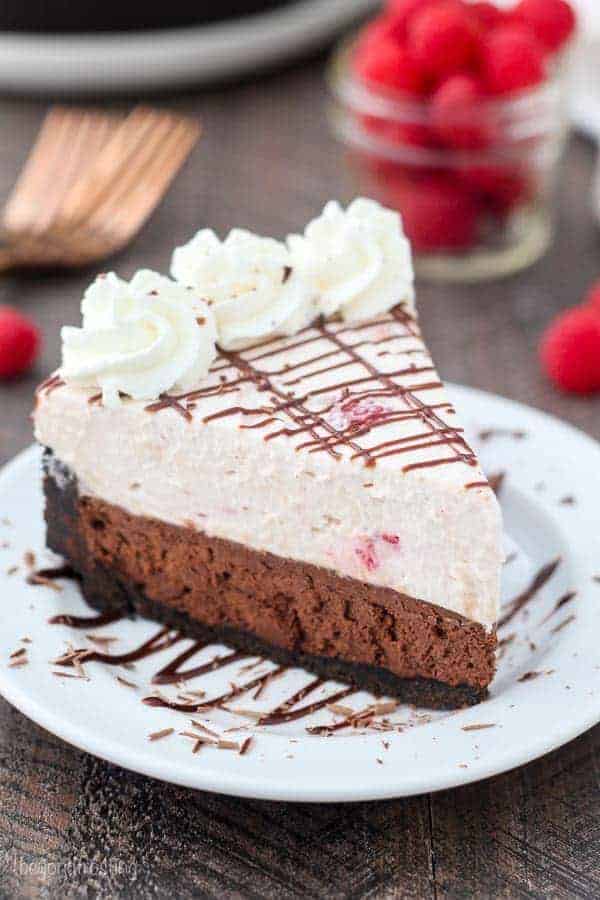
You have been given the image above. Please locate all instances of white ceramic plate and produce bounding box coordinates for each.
[0,0,378,94]
[0,384,599,802]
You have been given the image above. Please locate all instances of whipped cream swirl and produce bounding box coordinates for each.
[60,270,217,408]
[287,198,414,323]
[171,228,316,350]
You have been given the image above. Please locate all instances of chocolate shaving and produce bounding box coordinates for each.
[86,634,118,646]
[461,723,496,732]
[540,591,577,624]
[116,675,137,689]
[518,671,542,682]
[551,614,576,634]
[9,647,27,660]
[52,647,93,666]
[370,701,399,716]
[8,656,28,669]
[327,703,355,717]
[226,708,263,721]
[239,737,253,756]
[180,731,239,751]
[190,720,219,738]
[478,428,527,442]
[148,728,174,742]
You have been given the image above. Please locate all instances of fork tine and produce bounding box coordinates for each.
[87,118,200,245]
[53,108,158,225]
[56,107,196,230]
[2,107,70,232]
[3,108,122,236]
[110,123,199,240]
[31,110,122,236]
[74,110,178,224]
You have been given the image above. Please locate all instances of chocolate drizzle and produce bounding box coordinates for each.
[141,305,477,477]
[152,644,244,685]
[48,613,367,729]
[49,609,124,628]
[34,564,79,582]
[498,558,561,628]
[36,374,65,398]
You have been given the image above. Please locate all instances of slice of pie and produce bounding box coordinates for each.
[34,200,503,708]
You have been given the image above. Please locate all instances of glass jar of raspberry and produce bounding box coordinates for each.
[328,1,573,282]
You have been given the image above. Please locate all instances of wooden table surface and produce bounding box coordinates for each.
[1,55,599,899]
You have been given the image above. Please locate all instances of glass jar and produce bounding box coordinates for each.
[328,38,570,282]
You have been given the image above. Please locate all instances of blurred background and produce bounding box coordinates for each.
[0,0,599,466]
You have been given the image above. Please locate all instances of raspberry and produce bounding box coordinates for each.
[540,307,600,395]
[513,0,576,53]
[482,25,546,95]
[327,396,388,431]
[460,164,531,215]
[354,39,426,96]
[470,2,505,29]
[431,74,494,150]
[359,110,436,149]
[0,306,41,379]
[386,0,435,38]
[408,1,480,79]
[354,536,379,572]
[355,15,402,56]
[386,174,480,252]
[584,279,600,314]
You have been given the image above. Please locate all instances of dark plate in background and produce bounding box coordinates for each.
[0,0,295,33]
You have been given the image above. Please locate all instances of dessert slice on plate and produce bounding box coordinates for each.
[34,199,503,708]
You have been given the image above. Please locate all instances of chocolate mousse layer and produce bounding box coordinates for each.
[43,455,497,709]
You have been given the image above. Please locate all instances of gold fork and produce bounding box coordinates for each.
[0,106,201,271]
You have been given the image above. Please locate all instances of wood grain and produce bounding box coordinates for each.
[0,59,599,899]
